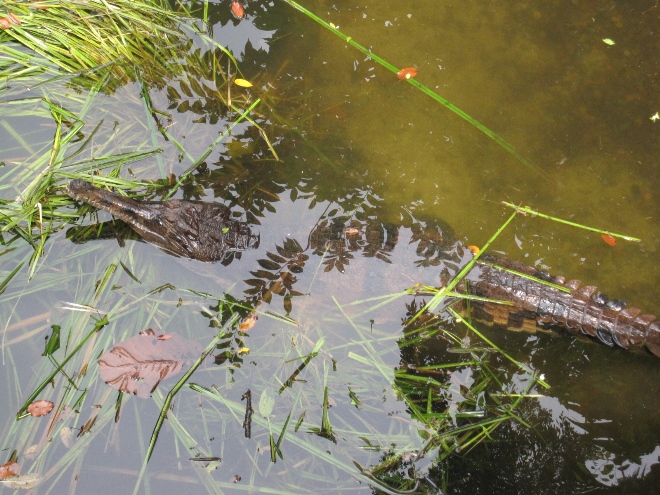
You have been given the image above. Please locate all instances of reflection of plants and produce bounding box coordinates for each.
[244,238,308,314]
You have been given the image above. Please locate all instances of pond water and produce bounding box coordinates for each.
[1,1,659,494]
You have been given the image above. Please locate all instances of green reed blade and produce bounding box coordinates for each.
[502,202,641,241]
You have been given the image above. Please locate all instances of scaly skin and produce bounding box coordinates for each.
[66,179,259,262]
[467,255,660,357]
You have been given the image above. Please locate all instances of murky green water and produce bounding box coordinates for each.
[1,1,659,493]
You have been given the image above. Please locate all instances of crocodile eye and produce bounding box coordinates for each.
[591,291,609,306]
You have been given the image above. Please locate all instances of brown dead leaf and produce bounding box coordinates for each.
[0,461,19,480]
[98,332,202,398]
[27,400,54,417]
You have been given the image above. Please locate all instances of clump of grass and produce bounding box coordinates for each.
[0,0,189,91]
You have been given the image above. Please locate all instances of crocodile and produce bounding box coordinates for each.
[66,179,259,262]
[66,179,660,358]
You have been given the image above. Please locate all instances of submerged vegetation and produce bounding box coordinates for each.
[0,1,657,494]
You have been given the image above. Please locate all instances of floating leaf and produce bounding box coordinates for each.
[602,38,615,45]
[60,427,74,449]
[258,388,276,417]
[27,400,54,417]
[239,312,258,331]
[397,67,418,80]
[601,233,617,246]
[0,461,19,480]
[345,228,359,236]
[236,347,250,355]
[231,0,245,19]
[234,78,253,88]
[156,334,172,340]
[98,332,202,398]
[0,473,43,490]
[467,245,481,255]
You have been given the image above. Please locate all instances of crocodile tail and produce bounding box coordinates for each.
[467,255,660,358]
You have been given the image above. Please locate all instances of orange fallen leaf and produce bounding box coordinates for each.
[345,228,359,235]
[231,0,245,19]
[27,400,54,417]
[239,312,258,331]
[396,67,418,80]
[0,18,10,30]
[467,245,480,255]
[601,233,617,246]
[0,461,19,480]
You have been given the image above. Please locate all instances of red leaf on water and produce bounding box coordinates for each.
[98,332,203,398]
[0,461,19,480]
[601,233,617,246]
[231,1,245,19]
[397,68,418,80]
[27,400,54,417]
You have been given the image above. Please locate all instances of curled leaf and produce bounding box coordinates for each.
[6,12,20,26]
[601,233,617,246]
[234,78,253,88]
[27,400,54,417]
[345,228,359,236]
[0,18,10,30]
[239,312,258,331]
[397,67,418,80]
